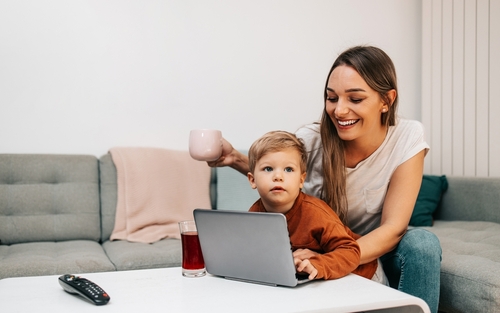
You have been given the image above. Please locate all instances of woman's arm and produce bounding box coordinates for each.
[357,149,426,264]
[207,138,250,175]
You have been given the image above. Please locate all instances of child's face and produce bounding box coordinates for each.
[247,148,306,214]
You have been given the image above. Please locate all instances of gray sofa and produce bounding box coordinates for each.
[0,154,499,312]
[420,177,500,313]
[0,153,259,279]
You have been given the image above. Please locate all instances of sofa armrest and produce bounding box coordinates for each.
[435,176,500,223]
[99,153,118,242]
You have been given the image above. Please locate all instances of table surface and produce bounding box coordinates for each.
[0,267,430,313]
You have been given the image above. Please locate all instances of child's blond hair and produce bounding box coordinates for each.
[248,130,307,174]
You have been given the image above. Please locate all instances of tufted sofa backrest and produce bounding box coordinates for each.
[0,154,101,245]
[435,176,500,223]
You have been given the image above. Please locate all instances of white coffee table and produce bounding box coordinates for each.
[0,267,430,313]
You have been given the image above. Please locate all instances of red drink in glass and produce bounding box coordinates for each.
[181,231,205,270]
[179,220,206,277]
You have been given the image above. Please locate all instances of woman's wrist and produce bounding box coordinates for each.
[230,150,250,175]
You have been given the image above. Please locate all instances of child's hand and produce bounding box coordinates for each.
[293,248,319,260]
[293,257,318,280]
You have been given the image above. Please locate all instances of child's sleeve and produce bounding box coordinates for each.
[308,214,362,280]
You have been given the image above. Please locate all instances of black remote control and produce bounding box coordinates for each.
[58,274,110,305]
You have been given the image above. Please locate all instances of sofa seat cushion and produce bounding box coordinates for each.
[0,240,116,279]
[423,221,500,312]
[102,239,181,271]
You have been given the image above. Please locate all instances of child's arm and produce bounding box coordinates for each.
[307,224,361,280]
[293,206,361,280]
[292,224,361,280]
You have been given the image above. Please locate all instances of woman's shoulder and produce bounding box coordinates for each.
[389,118,426,143]
[386,117,429,161]
[295,124,324,197]
[394,117,425,133]
[295,123,320,138]
[295,123,321,150]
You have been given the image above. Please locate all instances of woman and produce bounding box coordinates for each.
[209,45,441,313]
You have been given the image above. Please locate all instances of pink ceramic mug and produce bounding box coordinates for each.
[189,129,223,161]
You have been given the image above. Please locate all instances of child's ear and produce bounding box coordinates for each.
[247,172,257,189]
[299,172,307,189]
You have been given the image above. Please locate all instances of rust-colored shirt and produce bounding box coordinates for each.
[249,192,377,280]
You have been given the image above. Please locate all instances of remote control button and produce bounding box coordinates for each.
[63,274,75,282]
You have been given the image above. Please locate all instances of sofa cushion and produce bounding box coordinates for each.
[212,150,259,211]
[410,175,448,226]
[423,221,500,312]
[435,176,500,224]
[214,166,259,211]
[0,240,116,279]
[102,239,181,271]
[0,154,101,244]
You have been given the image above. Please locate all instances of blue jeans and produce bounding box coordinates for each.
[380,228,442,313]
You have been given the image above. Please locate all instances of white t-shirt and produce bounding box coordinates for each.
[295,118,429,235]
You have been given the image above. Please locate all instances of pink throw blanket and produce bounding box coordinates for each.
[109,147,212,243]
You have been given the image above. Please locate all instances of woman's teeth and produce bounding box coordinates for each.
[338,119,358,126]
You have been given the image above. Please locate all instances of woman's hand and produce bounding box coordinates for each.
[207,138,236,168]
[206,138,250,175]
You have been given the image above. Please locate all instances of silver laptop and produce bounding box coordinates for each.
[193,209,312,287]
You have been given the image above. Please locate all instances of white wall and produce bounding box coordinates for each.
[0,0,422,156]
[421,0,500,177]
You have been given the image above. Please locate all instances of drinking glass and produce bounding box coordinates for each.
[178,220,206,277]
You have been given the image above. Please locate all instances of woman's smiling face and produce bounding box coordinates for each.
[325,65,388,142]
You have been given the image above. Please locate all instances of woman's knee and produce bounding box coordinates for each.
[400,228,442,261]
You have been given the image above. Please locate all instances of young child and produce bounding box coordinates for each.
[247,130,387,283]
